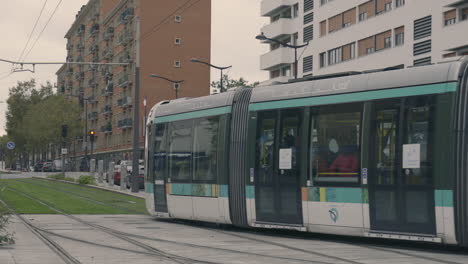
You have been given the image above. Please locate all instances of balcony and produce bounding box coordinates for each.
[261,0,296,17]
[102,105,112,115]
[260,47,295,70]
[90,24,99,36]
[76,24,85,35]
[117,96,132,108]
[101,83,113,96]
[103,27,114,41]
[118,118,133,129]
[101,123,112,134]
[87,95,98,104]
[74,72,85,81]
[118,75,131,88]
[88,111,98,121]
[88,45,99,54]
[88,79,97,88]
[261,17,299,40]
[102,49,113,60]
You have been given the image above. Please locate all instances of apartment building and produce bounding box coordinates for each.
[259,0,468,84]
[57,0,211,166]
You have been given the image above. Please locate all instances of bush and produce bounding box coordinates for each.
[47,174,65,180]
[77,175,96,185]
[0,208,14,245]
[64,177,76,183]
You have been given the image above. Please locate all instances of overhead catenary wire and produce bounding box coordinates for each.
[17,0,49,62]
[0,0,203,73]
[22,0,63,62]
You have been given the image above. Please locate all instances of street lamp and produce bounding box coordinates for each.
[190,58,232,93]
[256,32,309,80]
[150,74,184,99]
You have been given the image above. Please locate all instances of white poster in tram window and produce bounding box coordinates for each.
[279,148,292,170]
[402,144,420,169]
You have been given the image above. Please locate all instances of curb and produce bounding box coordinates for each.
[32,177,145,199]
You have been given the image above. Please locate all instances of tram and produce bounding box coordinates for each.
[144,58,468,246]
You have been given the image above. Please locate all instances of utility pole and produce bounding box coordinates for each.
[131,17,141,193]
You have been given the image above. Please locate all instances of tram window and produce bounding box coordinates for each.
[153,124,167,181]
[310,104,362,185]
[168,120,193,182]
[404,96,434,185]
[193,117,219,183]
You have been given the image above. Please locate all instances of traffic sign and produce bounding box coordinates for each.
[61,148,68,155]
[6,142,15,150]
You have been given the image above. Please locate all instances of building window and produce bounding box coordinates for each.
[366,47,375,54]
[384,37,391,48]
[281,65,291,77]
[303,24,314,42]
[343,22,351,28]
[445,18,456,25]
[395,32,404,46]
[396,0,405,7]
[384,2,392,12]
[328,47,342,65]
[359,12,368,21]
[174,61,181,68]
[293,4,299,18]
[444,10,456,26]
[350,42,356,59]
[320,52,326,68]
[175,15,182,23]
[175,38,181,45]
[463,8,468,20]
[304,0,314,12]
[270,69,280,78]
[303,55,313,73]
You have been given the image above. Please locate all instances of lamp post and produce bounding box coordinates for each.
[190,58,232,93]
[255,32,309,80]
[150,74,184,99]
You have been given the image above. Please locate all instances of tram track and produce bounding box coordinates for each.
[3,185,219,264]
[0,199,81,264]
[166,219,467,264]
[12,178,143,214]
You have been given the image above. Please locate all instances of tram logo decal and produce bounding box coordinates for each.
[329,208,339,223]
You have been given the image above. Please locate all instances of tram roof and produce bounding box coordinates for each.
[150,59,467,118]
[251,59,467,103]
[152,89,236,118]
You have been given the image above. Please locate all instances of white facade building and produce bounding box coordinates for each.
[259,0,468,84]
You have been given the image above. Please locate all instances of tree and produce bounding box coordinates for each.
[210,74,259,91]
[4,79,81,167]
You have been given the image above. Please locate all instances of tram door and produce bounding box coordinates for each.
[255,109,303,225]
[153,123,168,212]
[369,97,436,235]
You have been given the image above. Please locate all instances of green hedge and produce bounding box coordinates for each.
[77,175,96,185]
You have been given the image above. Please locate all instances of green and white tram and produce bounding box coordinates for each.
[144,59,468,246]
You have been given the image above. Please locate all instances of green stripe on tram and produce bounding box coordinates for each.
[249,82,457,112]
[155,106,232,123]
[435,190,454,207]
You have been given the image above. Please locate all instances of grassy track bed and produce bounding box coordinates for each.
[23,178,147,213]
[0,179,147,215]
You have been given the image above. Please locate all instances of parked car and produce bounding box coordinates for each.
[42,162,53,172]
[34,162,44,172]
[113,160,144,188]
[125,164,145,189]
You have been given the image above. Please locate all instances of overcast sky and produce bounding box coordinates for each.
[0,0,268,135]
